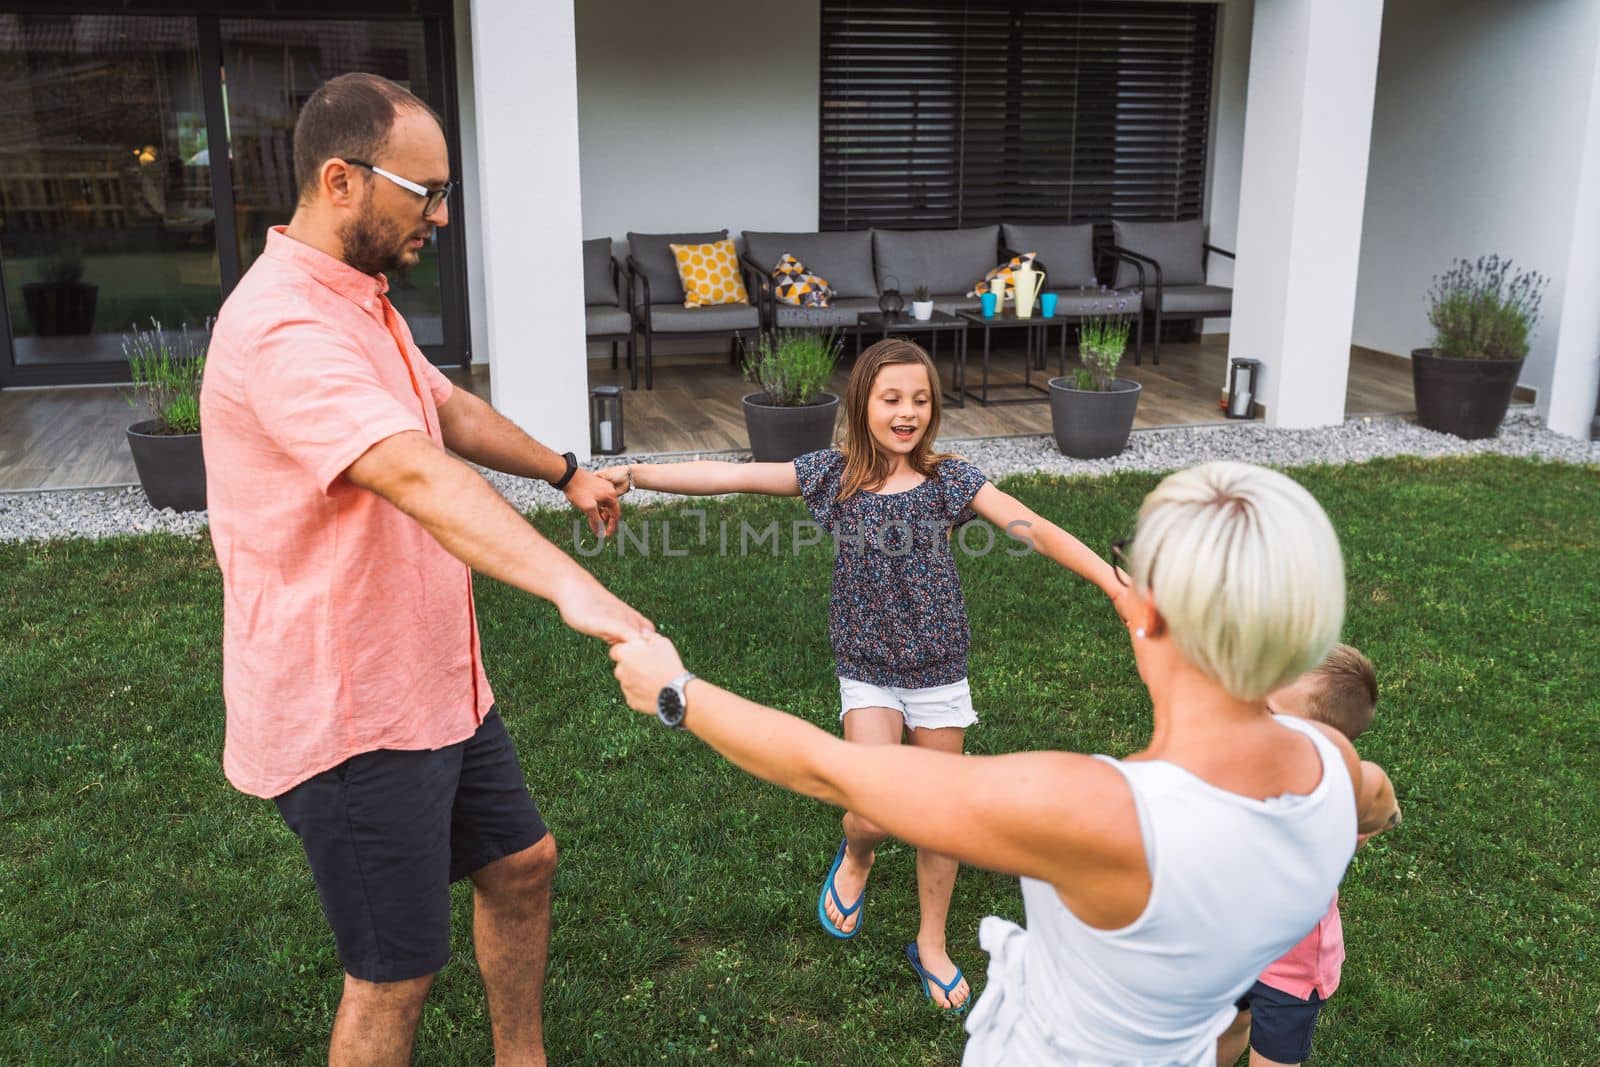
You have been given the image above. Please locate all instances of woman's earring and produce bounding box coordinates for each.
[1134,627,1146,639]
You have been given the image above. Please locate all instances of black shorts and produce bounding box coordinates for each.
[1235,980,1326,1063]
[274,708,548,983]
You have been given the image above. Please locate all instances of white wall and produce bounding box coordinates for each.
[1354,0,1600,412]
[466,0,591,455]
[574,0,821,243]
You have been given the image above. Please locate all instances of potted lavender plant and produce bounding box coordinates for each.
[1047,293,1141,458]
[125,319,208,512]
[1413,256,1546,439]
[741,329,842,461]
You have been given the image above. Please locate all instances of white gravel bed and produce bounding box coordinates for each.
[2,410,1594,544]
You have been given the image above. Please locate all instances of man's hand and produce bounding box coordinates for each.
[595,465,632,496]
[553,580,654,645]
[609,632,687,714]
[563,468,622,538]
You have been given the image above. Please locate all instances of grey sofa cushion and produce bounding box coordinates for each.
[744,230,877,300]
[773,295,881,330]
[627,229,729,305]
[1002,223,1097,288]
[1045,287,1142,316]
[1149,284,1233,315]
[1112,219,1206,288]
[583,238,617,306]
[932,294,984,314]
[585,305,631,336]
[872,226,1001,297]
[645,303,760,333]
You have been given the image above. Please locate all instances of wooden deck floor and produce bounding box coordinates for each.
[1,341,1435,491]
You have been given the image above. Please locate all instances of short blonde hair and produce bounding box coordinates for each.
[1126,462,1345,701]
[1306,643,1378,739]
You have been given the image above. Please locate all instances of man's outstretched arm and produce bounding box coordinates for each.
[436,386,619,537]
[347,430,651,644]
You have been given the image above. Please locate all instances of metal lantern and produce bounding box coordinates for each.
[878,274,904,316]
[1226,358,1261,420]
[590,384,624,455]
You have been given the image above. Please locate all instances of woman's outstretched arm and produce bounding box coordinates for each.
[609,633,1141,893]
[596,460,801,497]
[969,483,1122,599]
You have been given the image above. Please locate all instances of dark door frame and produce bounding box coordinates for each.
[0,1,470,389]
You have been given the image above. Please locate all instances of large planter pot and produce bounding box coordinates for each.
[126,420,207,512]
[22,281,98,336]
[742,392,840,463]
[1048,377,1142,459]
[1411,348,1523,440]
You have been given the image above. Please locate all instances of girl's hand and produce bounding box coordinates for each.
[595,465,632,495]
[610,632,687,714]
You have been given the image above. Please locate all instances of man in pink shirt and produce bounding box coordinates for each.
[1217,645,1401,1066]
[201,73,650,1066]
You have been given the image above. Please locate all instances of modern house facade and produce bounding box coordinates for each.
[3,0,1597,460]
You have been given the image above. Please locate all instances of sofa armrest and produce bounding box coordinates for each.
[625,254,652,324]
[612,255,635,316]
[739,254,773,324]
[1103,244,1158,291]
[1203,243,1236,271]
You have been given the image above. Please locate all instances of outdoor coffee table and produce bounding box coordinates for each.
[855,310,970,407]
[955,309,1073,406]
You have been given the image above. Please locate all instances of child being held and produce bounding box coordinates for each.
[1217,643,1402,1067]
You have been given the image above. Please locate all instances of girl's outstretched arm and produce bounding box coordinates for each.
[969,483,1122,598]
[609,633,1144,903]
[596,460,801,498]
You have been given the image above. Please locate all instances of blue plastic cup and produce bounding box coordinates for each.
[981,291,997,318]
[1040,292,1058,318]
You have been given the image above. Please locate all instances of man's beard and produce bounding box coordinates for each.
[339,201,422,277]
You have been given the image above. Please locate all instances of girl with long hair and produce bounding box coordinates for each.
[600,339,1120,1010]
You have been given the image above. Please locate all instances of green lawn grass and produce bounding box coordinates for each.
[2,455,1597,1064]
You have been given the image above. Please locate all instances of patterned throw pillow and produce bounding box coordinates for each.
[669,239,750,308]
[771,254,834,307]
[968,252,1039,303]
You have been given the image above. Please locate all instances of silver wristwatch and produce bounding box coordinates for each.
[656,671,697,729]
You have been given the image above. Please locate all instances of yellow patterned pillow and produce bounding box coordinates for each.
[670,239,750,308]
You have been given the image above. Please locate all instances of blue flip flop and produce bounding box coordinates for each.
[906,942,969,1014]
[816,839,866,939]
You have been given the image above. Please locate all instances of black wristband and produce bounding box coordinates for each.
[551,451,578,491]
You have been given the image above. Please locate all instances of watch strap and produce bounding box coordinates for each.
[552,451,579,491]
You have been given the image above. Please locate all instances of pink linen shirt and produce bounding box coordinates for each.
[1258,892,1345,1000]
[201,226,493,799]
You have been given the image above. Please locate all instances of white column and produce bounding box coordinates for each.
[1228,0,1384,428]
[466,0,591,458]
[1544,27,1600,441]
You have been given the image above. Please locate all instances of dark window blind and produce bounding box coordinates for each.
[820,1,1216,230]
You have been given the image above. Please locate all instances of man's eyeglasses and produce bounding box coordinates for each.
[344,159,453,218]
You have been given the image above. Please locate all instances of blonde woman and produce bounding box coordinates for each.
[609,461,1396,1064]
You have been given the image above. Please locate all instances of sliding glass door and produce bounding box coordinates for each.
[0,14,221,374]
[0,4,465,388]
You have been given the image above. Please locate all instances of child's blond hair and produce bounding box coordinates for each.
[1304,643,1378,740]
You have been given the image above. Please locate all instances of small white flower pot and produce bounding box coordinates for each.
[911,300,934,321]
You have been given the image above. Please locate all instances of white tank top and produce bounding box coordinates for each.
[962,715,1357,1066]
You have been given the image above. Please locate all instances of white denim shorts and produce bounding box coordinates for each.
[838,676,978,732]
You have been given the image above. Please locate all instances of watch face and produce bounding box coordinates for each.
[657,685,686,726]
